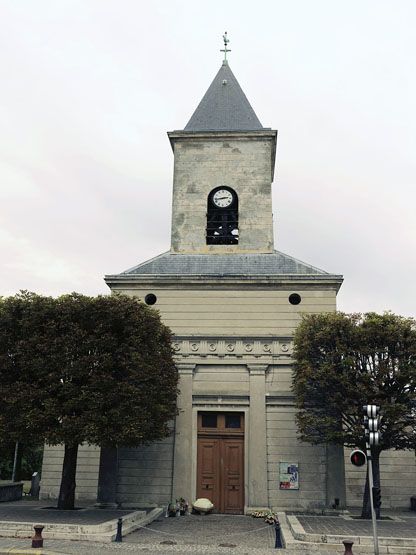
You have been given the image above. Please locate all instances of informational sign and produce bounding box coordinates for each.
[279,462,299,490]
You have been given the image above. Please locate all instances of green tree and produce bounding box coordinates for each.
[0,292,178,509]
[0,441,43,481]
[293,312,416,518]
[0,291,53,475]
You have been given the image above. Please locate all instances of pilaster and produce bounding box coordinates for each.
[96,447,118,507]
[247,364,269,509]
[326,444,347,508]
[172,363,196,502]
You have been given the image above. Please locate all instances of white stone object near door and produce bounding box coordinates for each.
[193,498,214,513]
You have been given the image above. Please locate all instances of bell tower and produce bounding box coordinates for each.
[168,58,277,255]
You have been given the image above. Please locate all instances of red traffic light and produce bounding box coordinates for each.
[350,449,366,467]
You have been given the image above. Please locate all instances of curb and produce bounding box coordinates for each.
[0,507,163,543]
[0,550,68,555]
[280,513,416,554]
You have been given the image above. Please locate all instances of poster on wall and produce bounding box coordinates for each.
[279,462,299,490]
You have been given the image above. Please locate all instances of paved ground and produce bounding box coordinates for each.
[0,512,278,554]
[0,502,416,553]
[125,514,275,549]
[0,501,133,525]
[0,506,278,554]
[298,513,416,538]
[0,539,280,555]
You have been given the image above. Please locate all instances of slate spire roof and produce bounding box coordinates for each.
[184,62,264,132]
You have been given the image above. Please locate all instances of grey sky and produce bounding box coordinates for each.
[1,0,415,316]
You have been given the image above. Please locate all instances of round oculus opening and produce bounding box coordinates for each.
[145,293,157,305]
[289,293,301,305]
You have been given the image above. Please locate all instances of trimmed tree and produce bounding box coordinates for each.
[0,291,55,474]
[293,311,416,518]
[0,292,178,509]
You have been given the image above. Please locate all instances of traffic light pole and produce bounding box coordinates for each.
[366,442,379,555]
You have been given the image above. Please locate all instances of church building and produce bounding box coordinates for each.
[104,53,345,513]
[40,45,415,513]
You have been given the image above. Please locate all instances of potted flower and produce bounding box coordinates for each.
[177,498,189,515]
[166,502,177,517]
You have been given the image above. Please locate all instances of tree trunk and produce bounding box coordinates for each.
[11,441,20,482]
[57,444,79,510]
[15,444,23,482]
[361,449,381,519]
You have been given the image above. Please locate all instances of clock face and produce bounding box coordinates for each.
[212,189,234,208]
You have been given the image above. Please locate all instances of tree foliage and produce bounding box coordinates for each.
[0,442,43,481]
[0,292,178,508]
[293,311,416,517]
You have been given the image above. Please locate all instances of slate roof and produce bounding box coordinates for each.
[117,251,336,277]
[184,62,264,132]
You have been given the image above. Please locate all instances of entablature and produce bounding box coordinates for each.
[172,335,293,362]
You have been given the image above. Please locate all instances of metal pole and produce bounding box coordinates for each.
[366,443,379,555]
[115,518,122,542]
[11,441,19,482]
[274,520,283,548]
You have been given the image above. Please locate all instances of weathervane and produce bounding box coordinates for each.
[220,31,231,63]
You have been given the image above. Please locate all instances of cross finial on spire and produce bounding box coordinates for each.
[220,31,231,65]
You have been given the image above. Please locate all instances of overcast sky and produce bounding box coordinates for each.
[1,0,415,316]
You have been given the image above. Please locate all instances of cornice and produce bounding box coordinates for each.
[167,129,277,142]
[105,274,343,291]
[192,394,250,406]
[266,393,295,406]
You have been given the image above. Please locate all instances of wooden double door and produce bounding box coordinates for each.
[196,412,244,514]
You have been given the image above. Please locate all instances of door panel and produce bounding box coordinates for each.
[222,439,244,514]
[197,439,220,510]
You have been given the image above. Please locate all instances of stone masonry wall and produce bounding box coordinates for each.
[171,136,274,254]
[118,286,337,337]
[267,405,327,510]
[345,447,416,509]
[40,444,100,501]
[117,435,175,507]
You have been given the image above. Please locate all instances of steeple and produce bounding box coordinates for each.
[184,63,264,132]
[167,35,276,254]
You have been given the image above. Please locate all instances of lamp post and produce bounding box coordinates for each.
[363,404,381,555]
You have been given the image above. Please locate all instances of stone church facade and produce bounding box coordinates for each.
[41,59,416,512]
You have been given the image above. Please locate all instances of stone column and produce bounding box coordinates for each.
[326,444,347,508]
[96,447,118,507]
[247,364,269,509]
[172,363,195,502]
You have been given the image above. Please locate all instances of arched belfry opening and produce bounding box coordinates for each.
[206,186,239,245]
